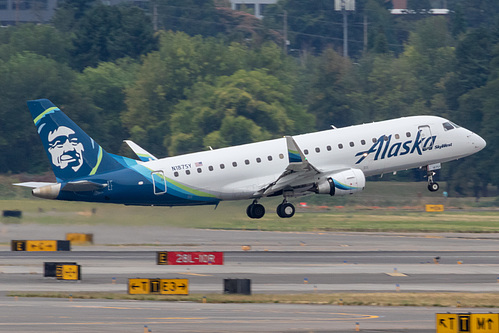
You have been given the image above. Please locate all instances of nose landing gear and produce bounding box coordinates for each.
[426,165,440,192]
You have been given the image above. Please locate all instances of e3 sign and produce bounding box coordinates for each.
[128,278,189,295]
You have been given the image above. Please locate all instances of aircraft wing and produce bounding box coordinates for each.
[260,136,321,197]
[124,140,158,162]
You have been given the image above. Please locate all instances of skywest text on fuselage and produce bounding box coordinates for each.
[355,131,437,164]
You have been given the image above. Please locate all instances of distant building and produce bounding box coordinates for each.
[0,0,58,25]
[390,0,449,15]
[229,0,277,19]
[0,0,148,25]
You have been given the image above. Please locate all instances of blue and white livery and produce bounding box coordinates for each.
[16,99,486,218]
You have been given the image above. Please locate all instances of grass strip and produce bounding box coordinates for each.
[8,292,499,308]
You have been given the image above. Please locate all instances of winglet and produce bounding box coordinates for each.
[285,136,306,163]
[124,140,158,162]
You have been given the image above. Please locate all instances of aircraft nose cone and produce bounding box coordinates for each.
[473,134,486,151]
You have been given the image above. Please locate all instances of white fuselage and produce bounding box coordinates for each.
[140,116,485,201]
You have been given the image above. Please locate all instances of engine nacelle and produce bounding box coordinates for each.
[32,183,61,200]
[314,168,365,196]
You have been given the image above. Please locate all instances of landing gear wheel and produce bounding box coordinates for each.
[277,202,295,218]
[428,182,439,192]
[247,202,265,219]
[425,166,440,192]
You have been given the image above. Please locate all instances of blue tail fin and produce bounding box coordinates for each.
[28,99,124,182]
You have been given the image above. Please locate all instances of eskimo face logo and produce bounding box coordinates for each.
[47,126,84,172]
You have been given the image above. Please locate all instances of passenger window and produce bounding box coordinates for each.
[197,168,202,173]
[208,166,214,171]
[395,134,400,139]
[384,135,389,141]
[186,170,191,175]
[349,142,354,147]
[442,122,454,131]
[304,149,309,155]
[372,138,377,143]
[256,157,261,163]
[338,144,343,149]
[326,145,332,151]
[245,159,250,165]
[174,171,179,177]
[406,132,411,137]
[268,156,273,161]
[232,162,237,167]
[279,153,284,159]
[361,140,366,145]
[220,164,225,169]
[315,147,320,153]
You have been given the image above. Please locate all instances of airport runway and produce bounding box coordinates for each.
[1,225,499,331]
[0,296,470,332]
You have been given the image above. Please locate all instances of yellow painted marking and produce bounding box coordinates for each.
[33,107,58,124]
[177,272,212,277]
[147,317,207,320]
[89,146,103,175]
[386,272,407,277]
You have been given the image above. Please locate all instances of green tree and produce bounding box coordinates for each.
[400,17,455,109]
[123,31,297,156]
[306,47,357,129]
[65,59,139,154]
[154,0,220,36]
[71,4,157,70]
[52,0,98,32]
[0,24,71,63]
[169,69,314,154]
[445,28,497,115]
[0,53,75,173]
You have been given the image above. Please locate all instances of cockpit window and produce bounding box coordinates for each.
[442,122,455,131]
[450,121,460,128]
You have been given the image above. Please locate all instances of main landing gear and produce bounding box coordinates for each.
[426,166,439,192]
[277,200,295,218]
[246,199,296,219]
[246,200,265,219]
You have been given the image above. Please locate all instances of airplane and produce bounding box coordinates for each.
[15,99,486,219]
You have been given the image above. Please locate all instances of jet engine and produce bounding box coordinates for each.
[32,183,61,200]
[313,168,365,196]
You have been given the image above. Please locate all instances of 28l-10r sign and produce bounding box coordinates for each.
[157,251,224,265]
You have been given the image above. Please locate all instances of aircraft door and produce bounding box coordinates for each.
[418,125,435,152]
[151,171,167,195]
[418,125,432,140]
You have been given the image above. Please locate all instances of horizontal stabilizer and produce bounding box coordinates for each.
[124,140,157,162]
[14,182,57,188]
